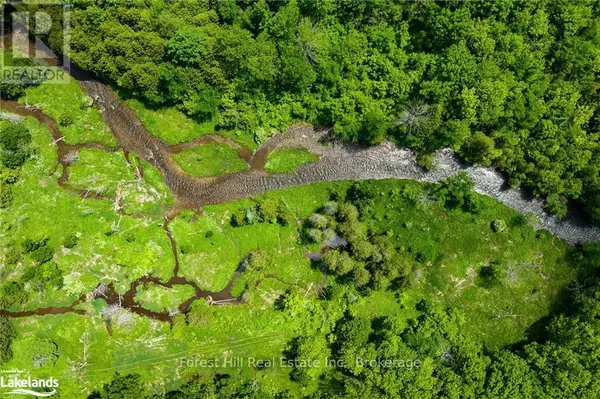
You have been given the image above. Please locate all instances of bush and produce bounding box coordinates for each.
[322,201,338,216]
[350,239,375,260]
[308,213,328,229]
[22,237,49,253]
[0,281,28,308]
[62,234,79,249]
[337,203,359,222]
[245,207,258,224]
[257,199,278,223]
[246,249,270,272]
[4,249,21,265]
[352,266,371,286]
[30,246,54,265]
[463,194,483,214]
[22,263,63,290]
[231,210,246,227]
[322,250,356,276]
[305,228,323,243]
[276,202,295,226]
[81,95,94,108]
[58,113,74,127]
[479,263,505,287]
[0,184,13,208]
[0,317,16,364]
[491,219,507,233]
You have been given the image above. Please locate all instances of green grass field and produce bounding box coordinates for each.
[20,75,117,146]
[264,147,320,174]
[172,143,248,177]
[67,149,135,196]
[126,99,257,149]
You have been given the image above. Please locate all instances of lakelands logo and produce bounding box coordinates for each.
[0,375,58,397]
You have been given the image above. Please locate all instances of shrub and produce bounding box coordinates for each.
[352,266,371,286]
[276,202,295,226]
[463,194,483,214]
[4,249,21,265]
[58,113,74,127]
[231,210,246,227]
[350,239,375,261]
[479,263,505,287]
[22,263,63,291]
[322,250,356,276]
[337,203,359,222]
[305,228,323,243]
[437,172,475,210]
[491,219,507,233]
[322,201,338,216]
[0,281,28,308]
[0,184,12,208]
[308,213,328,229]
[81,95,94,108]
[0,317,16,364]
[246,249,270,272]
[30,246,54,265]
[22,237,49,253]
[245,207,258,224]
[257,199,278,223]
[62,234,78,249]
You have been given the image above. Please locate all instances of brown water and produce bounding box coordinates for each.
[69,76,600,244]
[2,37,600,322]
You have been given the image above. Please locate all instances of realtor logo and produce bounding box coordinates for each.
[1,0,70,84]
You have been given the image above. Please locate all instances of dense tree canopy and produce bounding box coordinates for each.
[21,0,598,221]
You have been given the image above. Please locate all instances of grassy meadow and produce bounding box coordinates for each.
[264,147,320,174]
[172,143,248,177]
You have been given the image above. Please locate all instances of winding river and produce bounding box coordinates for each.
[71,70,600,244]
[1,46,599,322]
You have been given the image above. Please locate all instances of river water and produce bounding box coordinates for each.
[1,44,599,321]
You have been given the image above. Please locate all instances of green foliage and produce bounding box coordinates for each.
[308,213,328,230]
[257,199,278,223]
[0,281,29,309]
[0,317,16,364]
[0,50,41,99]
[22,262,63,291]
[22,237,49,253]
[0,123,31,169]
[29,245,54,265]
[62,234,79,249]
[92,373,148,399]
[436,172,481,214]
[26,338,59,367]
[232,200,296,228]
[58,113,74,127]
[288,334,331,385]
[491,219,508,233]
[246,249,271,273]
[0,183,13,208]
[462,131,501,166]
[51,0,600,219]
[165,27,209,68]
